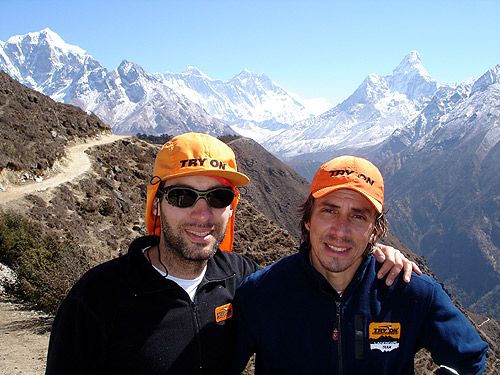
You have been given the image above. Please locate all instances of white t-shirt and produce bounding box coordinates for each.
[144,247,207,301]
[165,270,206,301]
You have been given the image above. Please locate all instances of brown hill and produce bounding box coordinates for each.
[228,136,309,240]
[0,71,110,179]
[0,73,497,374]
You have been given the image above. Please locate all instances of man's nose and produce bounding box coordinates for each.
[329,215,351,236]
[190,198,212,220]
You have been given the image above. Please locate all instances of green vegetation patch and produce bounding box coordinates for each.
[0,209,91,313]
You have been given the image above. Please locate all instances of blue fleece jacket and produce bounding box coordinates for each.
[232,246,488,374]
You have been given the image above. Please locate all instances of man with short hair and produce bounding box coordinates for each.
[232,155,488,374]
[46,134,420,374]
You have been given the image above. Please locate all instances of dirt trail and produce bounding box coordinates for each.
[0,134,127,374]
[0,134,127,204]
[0,298,51,375]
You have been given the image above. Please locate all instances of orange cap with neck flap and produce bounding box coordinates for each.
[145,132,249,252]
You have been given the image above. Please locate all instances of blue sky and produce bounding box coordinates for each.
[1,0,499,106]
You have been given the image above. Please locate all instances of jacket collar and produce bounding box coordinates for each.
[126,236,235,295]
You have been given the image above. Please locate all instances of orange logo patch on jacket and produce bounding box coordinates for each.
[369,322,401,340]
[215,303,233,323]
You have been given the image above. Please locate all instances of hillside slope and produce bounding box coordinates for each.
[0,71,110,178]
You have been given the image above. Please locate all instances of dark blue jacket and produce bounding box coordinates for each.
[232,245,488,374]
[46,236,258,375]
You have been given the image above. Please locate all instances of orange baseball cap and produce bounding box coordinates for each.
[310,155,384,213]
[145,132,249,252]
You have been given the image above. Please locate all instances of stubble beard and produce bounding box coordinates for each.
[317,235,362,274]
[160,218,225,263]
[319,256,352,274]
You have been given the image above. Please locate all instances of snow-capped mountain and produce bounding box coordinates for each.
[0,28,92,97]
[163,67,313,124]
[375,66,500,162]
[264,51,440,158]
[161,67,317,143]
[374,64,499,185]
[387,50,438,100]
[376,82,473,155]
[0,29,314,137]
[0,29,233,135]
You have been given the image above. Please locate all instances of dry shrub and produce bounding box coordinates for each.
[0,209,91,313]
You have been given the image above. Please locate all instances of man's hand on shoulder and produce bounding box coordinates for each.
[372,244,422,286]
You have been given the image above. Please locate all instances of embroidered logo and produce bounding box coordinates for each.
[215,303,233,323]
[329,169,376,186]
[180,158,227,170]
[369,322,401,352]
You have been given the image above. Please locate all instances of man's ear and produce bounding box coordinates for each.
[305,221,311,231]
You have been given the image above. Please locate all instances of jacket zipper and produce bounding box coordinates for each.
[334,299,343,374]
[191,301,203,373]
[189,277,234,374]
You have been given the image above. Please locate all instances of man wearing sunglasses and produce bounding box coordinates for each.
[46,133,421,375]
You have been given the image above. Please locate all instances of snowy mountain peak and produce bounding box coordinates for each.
[232,69,269,83]
[334,73,389,108]
[263,51,442,158]
[388,50,437,100]
[235,68,253,77]
[118,59,145,75]
[471,64,500,93]
[6,28,87,57]
[392,50,429,79]
[161,65,312,128]
[182,65,209,78]
[0,29,95,96]
[406,50,421,60]
[341,51,436,109]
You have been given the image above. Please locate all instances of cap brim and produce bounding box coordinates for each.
[312,185,383,213]
[161,169,250,186]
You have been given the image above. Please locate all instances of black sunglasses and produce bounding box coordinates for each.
[160,185,236,209]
